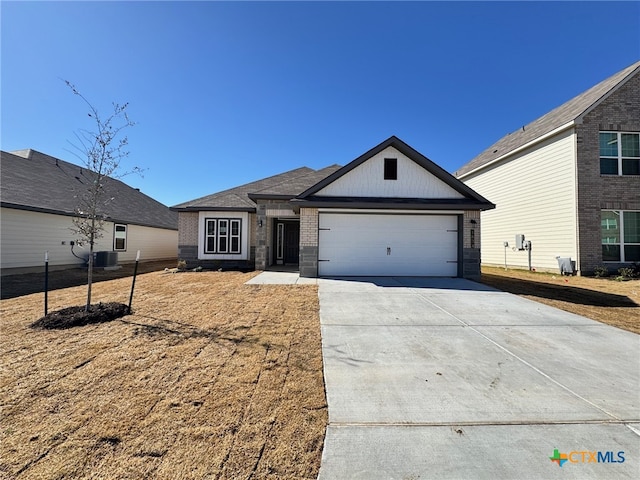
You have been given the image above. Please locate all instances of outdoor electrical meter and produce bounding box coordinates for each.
[515,234,526,251]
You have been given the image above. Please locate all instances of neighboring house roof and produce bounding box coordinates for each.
[455,60,640,178]
[172,166,342,211]
[1,149,178,230]
[293,135,495,210]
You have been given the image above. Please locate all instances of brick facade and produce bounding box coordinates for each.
[299,208,319,277]
[177,211,198,265]
[178,207,485,277]
[178,212,198,246]
[576,73,640,274]
[177,204,484,278]
[462,210,481,280]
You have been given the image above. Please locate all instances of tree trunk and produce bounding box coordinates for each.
[86,221,95,311]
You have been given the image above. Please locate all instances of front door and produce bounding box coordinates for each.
[275,221,300,265]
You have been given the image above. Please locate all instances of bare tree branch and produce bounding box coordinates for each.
[64,80,138,311]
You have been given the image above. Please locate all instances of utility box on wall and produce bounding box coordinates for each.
[515,234,526,251]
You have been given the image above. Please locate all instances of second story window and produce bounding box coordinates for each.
[600,132,640,175]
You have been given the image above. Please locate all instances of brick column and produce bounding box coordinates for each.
[299,207,319,277]
[255,204,268,270]
[462,210,481,280]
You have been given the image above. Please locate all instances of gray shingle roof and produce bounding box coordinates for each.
[248,165,342,198]
[1,149,178,230]
[172,166,342,210]
[455,61,640,178]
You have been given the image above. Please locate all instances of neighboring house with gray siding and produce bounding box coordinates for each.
[172,136,494,279]
[1,149,178,274]
[455,61,640,275]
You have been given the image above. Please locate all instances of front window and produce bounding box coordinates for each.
[600,132,640,175]
[113,224,127,251]
[601,210,640,262]
[204,218,241,254]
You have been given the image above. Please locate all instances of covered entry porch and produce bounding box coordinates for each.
[254,199,301,271]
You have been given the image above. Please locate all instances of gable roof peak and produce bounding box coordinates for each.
[294,135,494,209]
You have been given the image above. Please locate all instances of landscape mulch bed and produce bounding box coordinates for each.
[31,302,130,330]
[0,270,327,479]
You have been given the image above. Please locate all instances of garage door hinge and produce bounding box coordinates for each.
[446,260,458,263]
[318,259,330,262]
[447,229,458,232]
[319,228,331,231]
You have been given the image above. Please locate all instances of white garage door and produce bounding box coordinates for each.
[318,213,459,277]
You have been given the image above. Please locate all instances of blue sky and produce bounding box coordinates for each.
[2,1,639,207]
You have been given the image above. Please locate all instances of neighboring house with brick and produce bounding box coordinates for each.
[1,149,178,274]
[455,61,640,275]
[172,136,494,279]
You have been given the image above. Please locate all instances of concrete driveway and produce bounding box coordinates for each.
[316,277,640,479]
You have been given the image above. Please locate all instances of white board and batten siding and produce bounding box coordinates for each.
[1,207,178,272]
[317,146,465,199]
[314,146,464,277]
[462,128,578,271]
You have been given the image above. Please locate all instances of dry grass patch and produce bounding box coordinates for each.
[1,271,327,479]
[480,267,639,334]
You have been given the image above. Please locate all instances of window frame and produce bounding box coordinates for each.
[384,158,398,180]
[113,223,127,251]
[599,131,640,176]
[601,210,640,263]
[204,217,242,254]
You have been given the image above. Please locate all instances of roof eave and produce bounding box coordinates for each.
[457,120,576,180]
[170,206,256,213]
[291,197,495,211]
[2,203,177,230]
[1,202,73,217]
[247,194,295,201]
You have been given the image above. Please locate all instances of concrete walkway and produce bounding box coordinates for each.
[246,272,639,478]
[245,270,318,285]
[316,277,639,479]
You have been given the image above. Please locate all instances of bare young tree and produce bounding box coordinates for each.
[65,81,137,311]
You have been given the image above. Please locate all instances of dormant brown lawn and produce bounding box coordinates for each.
[3,265,637,479]
[0,271,327,479]
[480,266,640,334]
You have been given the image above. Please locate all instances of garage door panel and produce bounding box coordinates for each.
[318,213,458,277]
